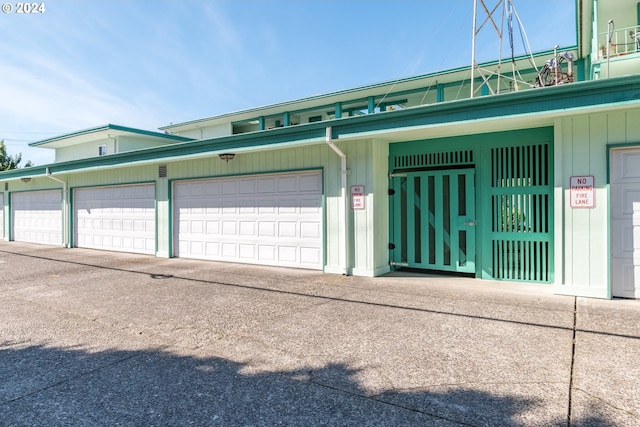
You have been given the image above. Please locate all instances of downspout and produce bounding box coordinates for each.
[325,126,349,275]
[45,167,69,248]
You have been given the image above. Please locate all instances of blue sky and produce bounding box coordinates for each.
[1,0,576,166]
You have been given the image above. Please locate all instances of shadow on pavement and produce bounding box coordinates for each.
[0,343,616,426]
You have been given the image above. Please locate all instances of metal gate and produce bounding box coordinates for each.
[390,168,476,273]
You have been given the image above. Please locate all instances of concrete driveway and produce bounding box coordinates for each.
[0,242,638,426]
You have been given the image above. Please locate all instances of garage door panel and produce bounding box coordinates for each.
[612,149,640,298]
[12,190,63,246]
[174,171,323,270]
[74,184,155,255]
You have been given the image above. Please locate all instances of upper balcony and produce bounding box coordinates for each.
[587,0,640,79]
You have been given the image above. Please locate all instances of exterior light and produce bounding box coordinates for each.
[219,153,235,162]
[20,177,31,183]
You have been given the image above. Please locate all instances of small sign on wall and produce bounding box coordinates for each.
[570,176,595,208]
[351,185,365,210]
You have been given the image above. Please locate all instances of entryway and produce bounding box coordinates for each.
[390,168,476,273]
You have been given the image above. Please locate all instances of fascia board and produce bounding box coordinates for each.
[29,124,193,148]
[160,47,577,132]
[4,75,639,181]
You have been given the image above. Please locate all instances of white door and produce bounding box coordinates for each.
[611,149,640,298]
[174,171,323,270]
[12,190,63,245]
[74,184,156,255]
[0,193,4,239]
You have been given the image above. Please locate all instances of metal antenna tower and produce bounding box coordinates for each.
[470,0,538,98]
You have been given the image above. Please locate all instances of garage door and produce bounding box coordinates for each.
[74,184,156,255]
[174,171,323,269]
[611,149,640,298]
[12,190,63,245]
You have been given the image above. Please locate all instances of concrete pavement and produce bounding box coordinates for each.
[0,242,638,426]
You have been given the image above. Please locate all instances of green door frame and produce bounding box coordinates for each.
[390,168,476,273]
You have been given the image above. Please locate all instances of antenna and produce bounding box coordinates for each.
[470,0,539,98]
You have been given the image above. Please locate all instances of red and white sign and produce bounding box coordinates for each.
[351,185,365,210]
[570,176,595,208]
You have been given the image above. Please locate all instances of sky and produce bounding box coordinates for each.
[1,0,576,166]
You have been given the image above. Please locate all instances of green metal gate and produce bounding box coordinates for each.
[486,143,553,282]
[390,168,476,273]
[389,128,553,283]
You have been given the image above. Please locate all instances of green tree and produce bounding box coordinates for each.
[0,140,33,171]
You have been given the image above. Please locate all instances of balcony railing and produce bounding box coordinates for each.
[598,25,640,59]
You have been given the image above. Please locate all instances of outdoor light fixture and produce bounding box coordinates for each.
[219,153,235,162]
[20,177,31,183]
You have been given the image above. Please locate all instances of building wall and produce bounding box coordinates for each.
[14,138,387,276]
[55,136,179,163]
[55,138,114,162]
[554,107,640,297]
[174,123,232,140]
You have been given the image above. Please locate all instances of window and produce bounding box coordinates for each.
[98,145,107,156]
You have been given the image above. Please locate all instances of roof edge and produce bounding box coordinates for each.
[29,124,194,147]
[160,46,578,131]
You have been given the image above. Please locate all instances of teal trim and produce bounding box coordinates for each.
[169,167,323,187]
[160,46,577,131]
[70,180,156,191]
[154,183,158,255]
[481,83,489,96]
[29,124,194,147]
[2,75,640,182]
[390,127,554,283]
[167,179,173,258]
[284,112,290,127]
[68,187,73,248]
[259,116,265,131]
[368,96,375,114]
[335,103,342,119]
[7,191,11,241]
[436,83,444,103]
[320,167,326,272]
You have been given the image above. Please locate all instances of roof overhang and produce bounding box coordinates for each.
[29,124,193,149]
[160,48,577,133]
[3,75,640,181]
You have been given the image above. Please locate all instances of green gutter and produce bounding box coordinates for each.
[29,124,194,147]
[1,74,638,181]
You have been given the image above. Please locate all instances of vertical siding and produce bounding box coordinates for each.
[372,140,390,273]
[161,144,349,273]
[557,110,640,297]
[343,138,389,276]
[3,139,385,275]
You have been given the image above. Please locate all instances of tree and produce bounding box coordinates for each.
[0,140,33,171]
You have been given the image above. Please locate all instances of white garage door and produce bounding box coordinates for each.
[12,190,63,245]
[611,149,640,298]
[74,184,156,255]
[174,171,323,270]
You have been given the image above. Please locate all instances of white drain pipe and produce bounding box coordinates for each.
[325,126,349,275]
[45,167,69,248]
